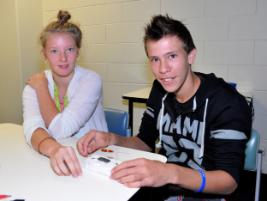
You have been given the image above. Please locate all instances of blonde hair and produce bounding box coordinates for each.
[40,10,82,48]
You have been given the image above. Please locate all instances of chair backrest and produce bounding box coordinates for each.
[104,108,131,137]
[244,129,262,201]
[244,129,260,171]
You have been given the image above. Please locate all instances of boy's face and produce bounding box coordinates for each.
[146,35,196,97]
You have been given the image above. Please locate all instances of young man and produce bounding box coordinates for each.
[77,15,252,201]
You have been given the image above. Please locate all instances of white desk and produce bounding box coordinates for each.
[122,87,151,134]
[0,123,166,201]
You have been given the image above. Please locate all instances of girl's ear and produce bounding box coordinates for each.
[188,48,196,65]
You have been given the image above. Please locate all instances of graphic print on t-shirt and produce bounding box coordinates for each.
[158,111,204,169]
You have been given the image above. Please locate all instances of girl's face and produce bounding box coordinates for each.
[43,32,79,79]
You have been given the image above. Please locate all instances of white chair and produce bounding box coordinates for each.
[244,129,263,201]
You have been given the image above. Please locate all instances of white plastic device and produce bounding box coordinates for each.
[83,154,119,176]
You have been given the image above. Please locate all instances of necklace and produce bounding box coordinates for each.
[54,84,68,112]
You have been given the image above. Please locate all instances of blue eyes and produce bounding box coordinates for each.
[49,48,77,55]
[50,49,58,54]
[67,48,75,52]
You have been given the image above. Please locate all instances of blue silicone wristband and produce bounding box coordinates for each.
[196,169,206,193]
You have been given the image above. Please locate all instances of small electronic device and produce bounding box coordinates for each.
[83,154,119,176]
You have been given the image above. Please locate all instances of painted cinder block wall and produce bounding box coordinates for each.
[42,0,267,173]
[0,0,42,124]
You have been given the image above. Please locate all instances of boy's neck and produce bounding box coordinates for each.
[175,72,200,103]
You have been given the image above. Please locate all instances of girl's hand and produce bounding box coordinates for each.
[49,145,82,177]
[27,73,48,91]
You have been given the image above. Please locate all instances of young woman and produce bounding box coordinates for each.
[23,10,107,177]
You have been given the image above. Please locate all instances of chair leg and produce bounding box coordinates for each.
[255,150,263,201]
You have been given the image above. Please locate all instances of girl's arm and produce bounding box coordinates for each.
[26,72,58,127]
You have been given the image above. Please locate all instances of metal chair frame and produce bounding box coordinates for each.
[244,129,263,201]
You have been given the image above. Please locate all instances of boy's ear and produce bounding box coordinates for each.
[188,48,196,65]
